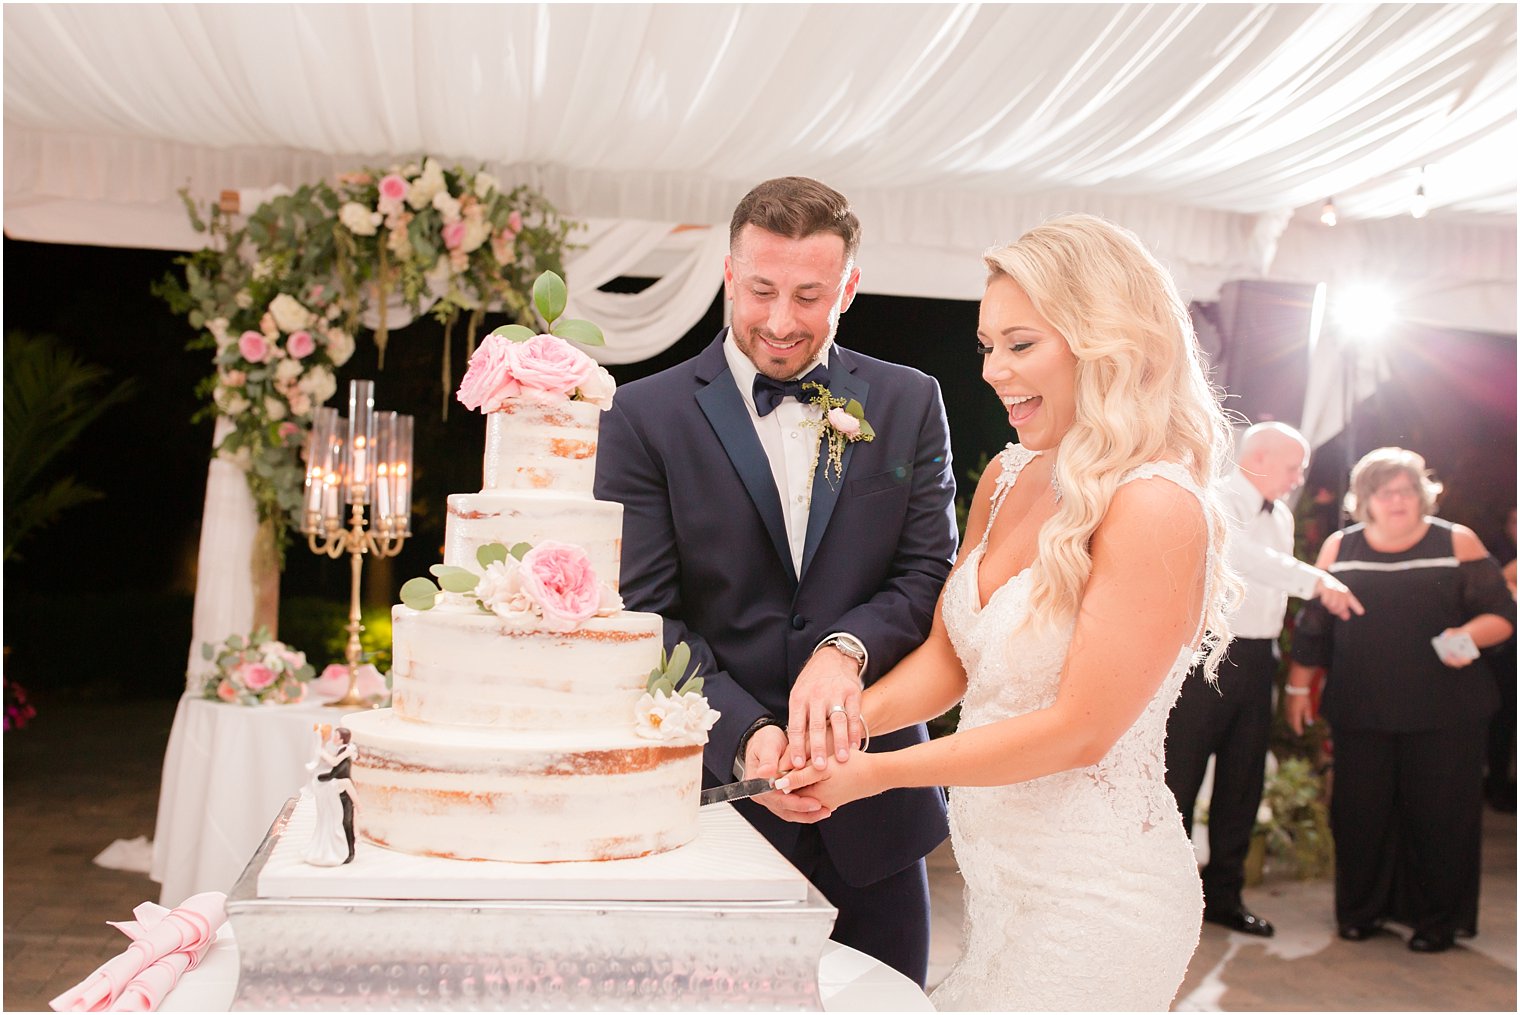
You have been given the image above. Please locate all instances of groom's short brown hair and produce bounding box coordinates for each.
[730,177,861,262]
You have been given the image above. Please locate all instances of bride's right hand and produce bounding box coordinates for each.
[745,725,832,824]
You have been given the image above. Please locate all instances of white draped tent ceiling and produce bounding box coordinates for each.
[5,2,1517,340]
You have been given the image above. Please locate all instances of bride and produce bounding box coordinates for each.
[780,214,1239,1010]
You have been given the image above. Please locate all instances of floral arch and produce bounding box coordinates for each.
[156,157,575,557]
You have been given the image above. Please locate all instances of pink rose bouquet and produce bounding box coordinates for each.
[198,628,315,706]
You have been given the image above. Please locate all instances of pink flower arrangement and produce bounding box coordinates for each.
[442,220,467,251]
[311,662,389,704]
[457,333,606,412]
[198,628,316,706]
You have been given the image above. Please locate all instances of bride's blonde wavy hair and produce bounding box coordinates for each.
[985,214,1239,679]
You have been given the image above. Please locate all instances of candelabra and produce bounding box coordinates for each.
[301,380,415,708]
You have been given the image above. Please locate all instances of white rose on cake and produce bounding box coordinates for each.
[634,688,720,746]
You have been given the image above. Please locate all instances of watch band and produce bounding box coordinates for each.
[734,715,782,780]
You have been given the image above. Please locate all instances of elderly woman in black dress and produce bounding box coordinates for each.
[1286,447,1514,953]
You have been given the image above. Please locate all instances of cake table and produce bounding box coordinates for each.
[218,796,863,1010]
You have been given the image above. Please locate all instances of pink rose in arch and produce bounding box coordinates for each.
[456,334,522,412]
[517,541,603,631]
[236,662,276,692]
[442,220,467,251]
[278,422,302,444]
[378,173,408,206]
[511,334,595,400]
[287,330,316,359]
[507,209,524,236]
[238,331,271,364]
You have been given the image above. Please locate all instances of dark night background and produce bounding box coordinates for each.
[4,236,1515,701]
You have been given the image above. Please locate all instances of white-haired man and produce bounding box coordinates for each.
[1165,421,1363,936]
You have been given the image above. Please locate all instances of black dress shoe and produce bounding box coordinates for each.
[1338,923,1378,941]
[1204,905,1275,937]
[1408,931,1455,953]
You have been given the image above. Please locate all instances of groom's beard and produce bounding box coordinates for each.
[737,325,834,381]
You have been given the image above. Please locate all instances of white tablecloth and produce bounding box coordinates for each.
[150,694,345,907]
[162,928,933,1012]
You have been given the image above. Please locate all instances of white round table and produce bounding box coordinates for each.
[162,926,932,1011]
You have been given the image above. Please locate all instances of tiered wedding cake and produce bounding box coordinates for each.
[342,287,717,863]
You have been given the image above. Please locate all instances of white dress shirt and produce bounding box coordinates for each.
[722,330,830,577]
[1220,469,1327,639]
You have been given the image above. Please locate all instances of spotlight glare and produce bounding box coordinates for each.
[1332,284,1395,341]
[1319,198,1338,227]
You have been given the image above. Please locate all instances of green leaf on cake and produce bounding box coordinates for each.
[682,676,704,696]
[533,271,568,325]
[509,542,532,560]
[487,324,536,344]
[476,543,509,568]
[429,564,480,593]
[550,318,605,347]
[667,642,691,686]
[400,577,441,611]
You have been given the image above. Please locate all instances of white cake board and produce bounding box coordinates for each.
[258,793,809,902]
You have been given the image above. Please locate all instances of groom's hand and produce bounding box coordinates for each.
[787,649,864,771]
[744,725,831,824]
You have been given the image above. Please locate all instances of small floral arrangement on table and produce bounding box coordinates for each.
[635,642,721,747]
[456,272,615,412]
[799,381,874,488]
[198,628,316,705]
[401,541,623,634]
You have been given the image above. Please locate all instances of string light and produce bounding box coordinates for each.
[1319,198,1337,227]
[1411,166,1429,219]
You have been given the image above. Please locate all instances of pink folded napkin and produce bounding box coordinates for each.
[49,891,226,1012]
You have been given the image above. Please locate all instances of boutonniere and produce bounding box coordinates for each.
[799,381,875,491]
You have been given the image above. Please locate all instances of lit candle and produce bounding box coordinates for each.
[346,380,375,505]
[394,414,414,532]
[374,412,395,530]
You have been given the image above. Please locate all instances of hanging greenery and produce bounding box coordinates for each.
[154,159,576,560]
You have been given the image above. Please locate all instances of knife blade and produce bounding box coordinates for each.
[699,777,776,806]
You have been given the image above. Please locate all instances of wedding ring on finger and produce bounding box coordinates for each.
[829,705,847,718]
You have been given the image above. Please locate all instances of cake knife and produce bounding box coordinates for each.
[699,777,776,806]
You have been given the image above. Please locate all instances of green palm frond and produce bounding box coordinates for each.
[3,332,137,561]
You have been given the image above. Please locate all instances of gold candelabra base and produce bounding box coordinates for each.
[306,501,407,709]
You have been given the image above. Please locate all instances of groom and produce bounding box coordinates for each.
[594,177,957,985]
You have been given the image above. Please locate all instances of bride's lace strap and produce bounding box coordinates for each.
[979,444,1041,551]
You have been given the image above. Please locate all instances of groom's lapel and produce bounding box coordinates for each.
[801,353,869,581]
[694,347,796,585]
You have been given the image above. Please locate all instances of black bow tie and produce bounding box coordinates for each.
[1261,499,1275,514]
[752,365,830,417]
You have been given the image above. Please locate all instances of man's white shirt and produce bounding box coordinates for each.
[1221,469,1326,639]
[722,330,830,577]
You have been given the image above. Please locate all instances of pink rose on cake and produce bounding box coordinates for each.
[517,541,607,632]
[456,335,522,412]
[510,334,596,401]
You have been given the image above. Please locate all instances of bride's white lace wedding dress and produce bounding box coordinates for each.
[930,445,1206,1012]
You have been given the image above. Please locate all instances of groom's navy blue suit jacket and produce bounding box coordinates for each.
[594,333,955,886]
